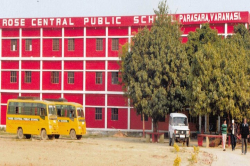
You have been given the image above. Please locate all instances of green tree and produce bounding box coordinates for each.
[227,24,250,120]
[187,23,250,121]
[185,23,221,64]
[119,1,189,131]
[232,24,250,50]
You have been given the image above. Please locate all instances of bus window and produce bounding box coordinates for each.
[67,105,75,118]
[23,106,31,115]
[61,106,68,117]
[41,108,46,116]
[77,108,84,117]
[7,102,16,114]
[31,103,38,115]
[15,107,19,114]
[69,110,75,118]
[38,104,47,116]
[7,106,15,114]
[57,109,61,117]
[16,102,23,114]
[56,105,62,117]
[48,105,57,115]
[33,107,37,115]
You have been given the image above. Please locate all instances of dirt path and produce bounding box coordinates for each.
[0,133,214,166]
[203,146,250,166]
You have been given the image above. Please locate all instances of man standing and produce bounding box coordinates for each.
[230,120,237,151]
[221,119,227,151]
[240,118,249,155]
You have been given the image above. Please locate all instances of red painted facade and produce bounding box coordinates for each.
[0,11,250,132]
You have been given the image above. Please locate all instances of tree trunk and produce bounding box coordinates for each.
[142,114,145,137]
[153,119,158,132]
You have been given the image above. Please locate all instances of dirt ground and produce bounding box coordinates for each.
[0,131,216,166]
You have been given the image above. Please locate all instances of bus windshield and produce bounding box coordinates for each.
[48,105,57,116]
[77,108,84,118]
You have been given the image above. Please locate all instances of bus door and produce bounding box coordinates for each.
[15,102,22,126]
[66,105,77,133]
[22,102,34,134]
[39,104,47,129]
[30,103,40,134]
[59,105,74,134]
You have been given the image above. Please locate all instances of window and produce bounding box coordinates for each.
[77,108,84,117]
[11,39,17,51]
[111,108,118,120]
[53,39,59,51]
[25,39,32,51]
[112,72,118,84]
[96,72,102,84]
[7,102,47,116]
[173,117,188,126]
[68,72,74,84]
[96,38,103,51]
[56,105,65,117]
[112,38,119,50]
[68,39,75,51]
[25,71,31,83]
[57,105,75,118]
[95,108,102,120]
[141,114,148,121]
[51,71,59,84]
[10,71,17,83]
[67,105,75,118]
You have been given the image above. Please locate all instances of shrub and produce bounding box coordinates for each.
[0,127,6,132]
[174,143,180,152]
[190,153,198,163]
[173,155,181,166]
[193,146,199,154]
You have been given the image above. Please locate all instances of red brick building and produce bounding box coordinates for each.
[0,11,249,132]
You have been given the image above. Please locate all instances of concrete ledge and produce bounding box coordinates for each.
[86,130,145,137]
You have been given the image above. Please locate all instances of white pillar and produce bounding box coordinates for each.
[40,28,43,100]
[127,26,131,130]
[83,27,86,117]
[105,27,108,129]
[225,23,228,38]
[0,28,2,124]
[19,28,22,97]
[61,28,64,98]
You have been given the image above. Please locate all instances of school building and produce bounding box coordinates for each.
[0,11,249,133]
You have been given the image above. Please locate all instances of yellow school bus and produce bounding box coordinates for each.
[6,97,59,140]
[46,98,86,140]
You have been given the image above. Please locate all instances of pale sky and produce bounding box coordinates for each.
[0,0,250,18]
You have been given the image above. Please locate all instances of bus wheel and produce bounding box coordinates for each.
[40,129,47,140]
[55,135,60,139]
[25,134,31,139]
[48,135,55,140]
[17,128,24,139]
[70,130,76,140]
[76,135,82,140]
